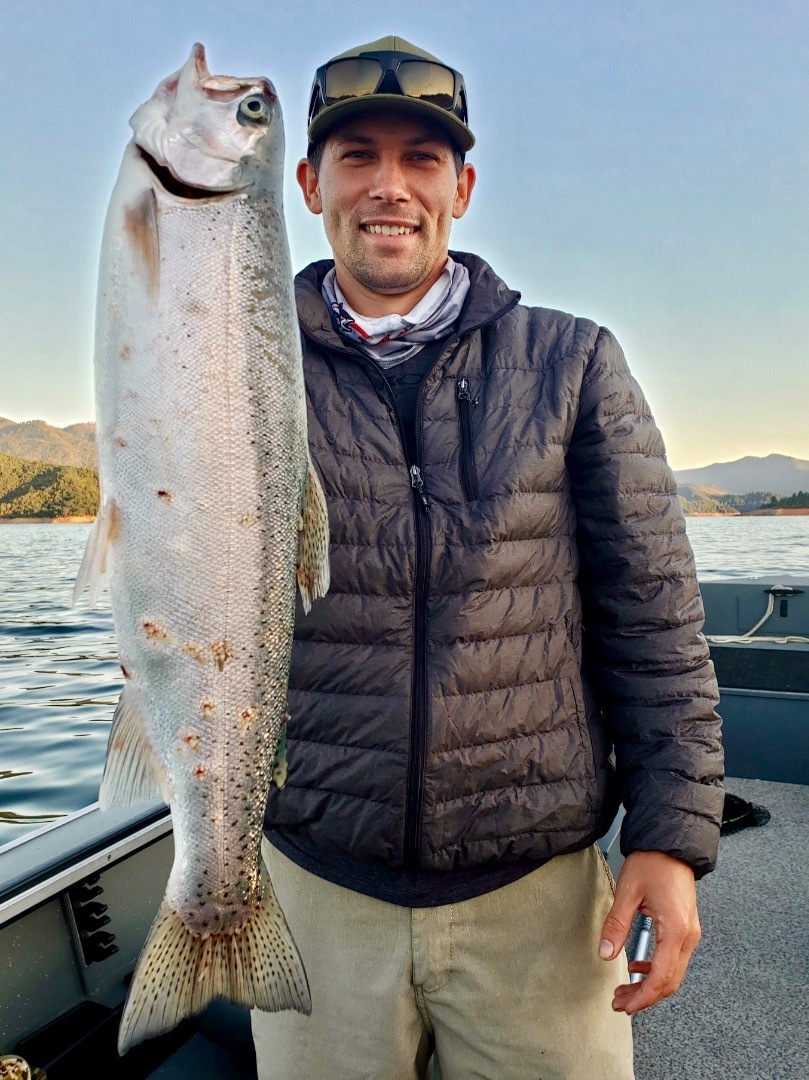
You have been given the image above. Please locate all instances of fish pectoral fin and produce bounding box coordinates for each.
[117,859,311,1055]
[99,683,168,810]
[72,497,120,608]
[296,460,330,614]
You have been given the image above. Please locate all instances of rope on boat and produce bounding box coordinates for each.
[705,586,809,645]
[0,1055,46,1080]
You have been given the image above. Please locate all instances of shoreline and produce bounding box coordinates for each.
[740,508,809,516]
[0,515,96,524]
[685,509,809,517]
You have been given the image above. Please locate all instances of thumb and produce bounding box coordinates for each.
[599,891,637,961]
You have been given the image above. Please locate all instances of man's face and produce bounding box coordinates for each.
[297,112,475,311]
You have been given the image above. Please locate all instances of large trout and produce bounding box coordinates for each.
[74,45,329,1053]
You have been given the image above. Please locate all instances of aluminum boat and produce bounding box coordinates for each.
[2,578,807,1079]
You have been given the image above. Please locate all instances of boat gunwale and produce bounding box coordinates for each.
[0,802,170,926]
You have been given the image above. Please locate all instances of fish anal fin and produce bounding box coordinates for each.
[73,498,120,608]
[296,461,330,614]
[100,683,168,809]
[117,857,310,1055]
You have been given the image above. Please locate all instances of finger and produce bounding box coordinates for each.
[599,892,641,960]
[623,938,687,1014]
[612,984,642,1011]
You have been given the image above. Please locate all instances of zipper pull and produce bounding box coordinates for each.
[410,465,431,512]
[457,378,479,405]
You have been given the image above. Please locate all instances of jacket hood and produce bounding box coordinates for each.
[295,251,521,351]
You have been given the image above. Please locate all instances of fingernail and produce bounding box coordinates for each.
[599,939,614,959]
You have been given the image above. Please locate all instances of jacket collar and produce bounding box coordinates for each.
[295,251,521,353]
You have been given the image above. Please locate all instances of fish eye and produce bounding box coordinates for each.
[237,95,270,126]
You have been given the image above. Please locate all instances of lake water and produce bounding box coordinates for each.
[1,517,807,848]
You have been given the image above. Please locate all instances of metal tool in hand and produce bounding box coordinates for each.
[630,915,654,983]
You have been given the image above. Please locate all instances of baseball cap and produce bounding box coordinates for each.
[307,35,474,152]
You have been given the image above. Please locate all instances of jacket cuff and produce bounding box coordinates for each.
[620,778,724,879]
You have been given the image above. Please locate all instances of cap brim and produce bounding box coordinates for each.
[308,94,475,152]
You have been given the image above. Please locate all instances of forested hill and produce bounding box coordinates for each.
[761,491,809,510]
[0,451,99,518]
[0,417,97,470]
[677,485,774,515]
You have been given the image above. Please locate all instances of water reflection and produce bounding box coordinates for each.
[0,524,119,845]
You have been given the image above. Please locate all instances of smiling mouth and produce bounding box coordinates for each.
[361,224,418,236]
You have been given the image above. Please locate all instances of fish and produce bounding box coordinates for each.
[73,44,329,1054]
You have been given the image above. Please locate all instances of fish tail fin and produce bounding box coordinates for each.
[296,460,330,614]
[73,497,119,607]
[117,862,310,1055]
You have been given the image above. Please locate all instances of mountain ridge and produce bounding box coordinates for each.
[673,453,809,496]
[0,418,97,470]
[2,418,807,501]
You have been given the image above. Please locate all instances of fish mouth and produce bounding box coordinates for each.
[137,146,238,201]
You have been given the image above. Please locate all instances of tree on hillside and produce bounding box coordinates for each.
[763,491,809,510]
[0,451,99,517]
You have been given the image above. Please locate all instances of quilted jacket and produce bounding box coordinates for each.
[264,252,724,879]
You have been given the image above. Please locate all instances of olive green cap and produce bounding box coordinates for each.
[307,35,475,152]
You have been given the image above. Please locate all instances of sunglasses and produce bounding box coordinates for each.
[310,54,469,126]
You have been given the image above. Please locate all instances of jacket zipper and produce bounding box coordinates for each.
[404,394,432,869]
[456,377,480,500]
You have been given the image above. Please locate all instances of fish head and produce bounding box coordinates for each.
[129,44,283,195]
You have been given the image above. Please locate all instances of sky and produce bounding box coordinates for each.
[0,0,807,470]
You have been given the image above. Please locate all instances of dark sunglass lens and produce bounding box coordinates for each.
[324,58,382,102]
[397,62,455,109]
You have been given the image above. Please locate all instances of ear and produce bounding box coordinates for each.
[296,158,322,215]
[452,162,476,220]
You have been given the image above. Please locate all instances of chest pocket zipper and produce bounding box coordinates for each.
[456,377,480,500]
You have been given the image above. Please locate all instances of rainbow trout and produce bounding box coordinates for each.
[74,44,329,1053]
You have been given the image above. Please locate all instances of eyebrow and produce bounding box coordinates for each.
[333,133,446,148]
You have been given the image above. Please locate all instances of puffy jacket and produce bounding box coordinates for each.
[265,252,724,879]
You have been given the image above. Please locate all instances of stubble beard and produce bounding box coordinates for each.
[342,244,436,296]
[328,207,447,298]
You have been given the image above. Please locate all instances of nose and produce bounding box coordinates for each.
[368,158,410,203]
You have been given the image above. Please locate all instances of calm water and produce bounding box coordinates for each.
[1,517,807,848]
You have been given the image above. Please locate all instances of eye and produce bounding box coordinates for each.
[237,95,270,126]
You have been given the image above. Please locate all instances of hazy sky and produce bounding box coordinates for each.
[1,0,807,470]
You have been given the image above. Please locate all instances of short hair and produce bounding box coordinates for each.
[307,136,465,178]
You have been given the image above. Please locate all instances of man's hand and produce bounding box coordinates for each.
[598,849,701,1015]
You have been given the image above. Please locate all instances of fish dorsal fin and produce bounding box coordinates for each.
[73,498,119,608]
[296,460,330,614]
[99,683,168,809]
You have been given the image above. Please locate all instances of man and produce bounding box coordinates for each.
[254,35,723,1080]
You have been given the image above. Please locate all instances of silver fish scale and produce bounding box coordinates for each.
[106,192,308,935]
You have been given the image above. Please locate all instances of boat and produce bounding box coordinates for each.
[2,578,807,1079]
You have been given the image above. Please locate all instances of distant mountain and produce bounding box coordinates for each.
[0,418,97,470]
[0,451,99,518]
[674,454,809,497]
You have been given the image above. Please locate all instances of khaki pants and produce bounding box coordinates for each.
[251,842,634,1080]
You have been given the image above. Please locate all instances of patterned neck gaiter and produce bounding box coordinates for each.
[321,257,471,369]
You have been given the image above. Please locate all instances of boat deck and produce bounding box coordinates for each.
[141,775,809,1079]
[633,775,809,1080]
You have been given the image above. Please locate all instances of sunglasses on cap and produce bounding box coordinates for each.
[308,50,472,148]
